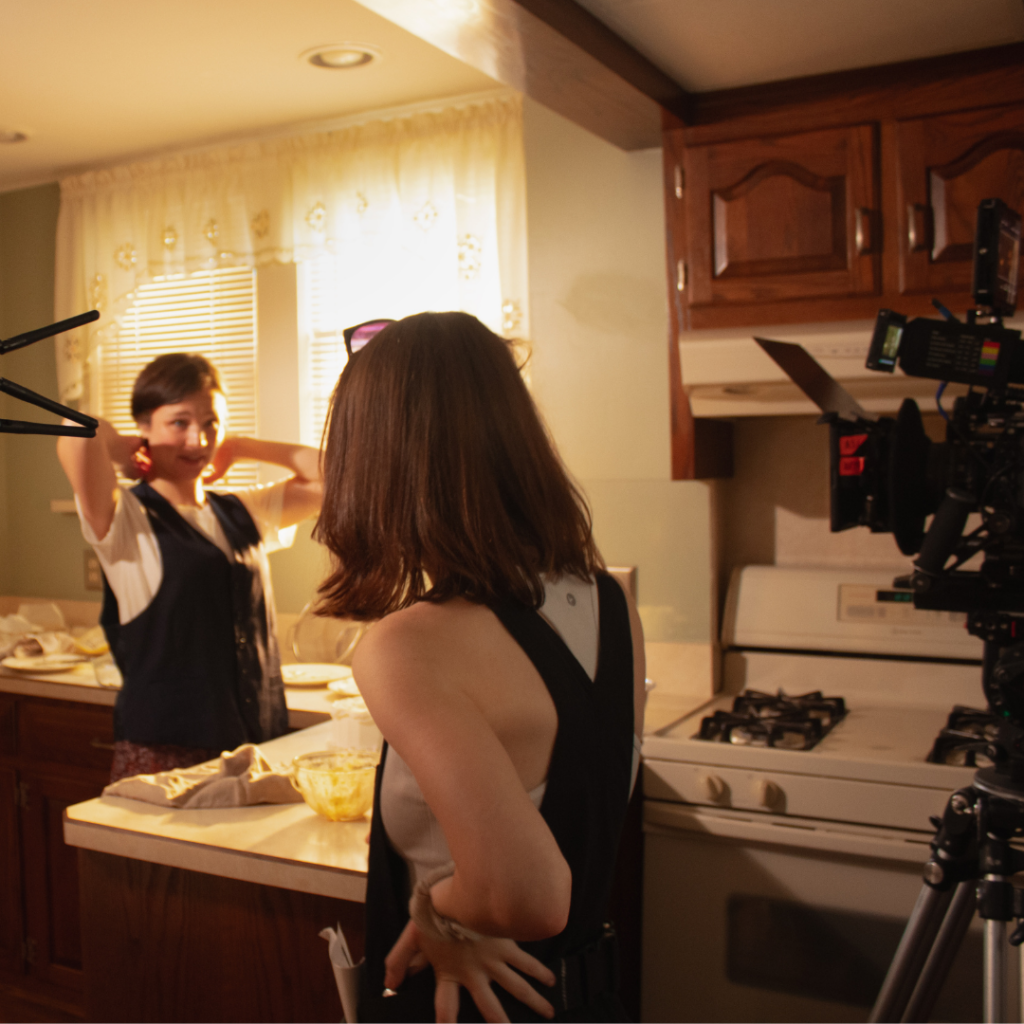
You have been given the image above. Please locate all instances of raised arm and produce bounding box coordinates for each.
[204,437,322,526]
[56,419,142,540]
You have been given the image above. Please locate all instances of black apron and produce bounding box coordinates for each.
[100,482,288,751]
[360,571,634,1022]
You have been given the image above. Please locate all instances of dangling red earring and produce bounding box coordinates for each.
[132,441,154,481]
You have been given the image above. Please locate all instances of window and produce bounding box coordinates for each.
[297,256,350,448]
[99,267,258,488]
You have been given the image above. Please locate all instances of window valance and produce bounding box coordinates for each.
[54,92,527,406]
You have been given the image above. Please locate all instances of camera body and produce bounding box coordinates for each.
[827,199,1024,751]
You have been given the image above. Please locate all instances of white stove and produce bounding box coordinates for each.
[641,566,988,1023]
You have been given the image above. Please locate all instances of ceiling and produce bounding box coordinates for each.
[575,0,1024,92]
[1,0,1022,193]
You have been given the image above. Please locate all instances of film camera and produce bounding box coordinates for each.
[825,198,1024,750]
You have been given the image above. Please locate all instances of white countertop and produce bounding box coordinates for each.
[63,720,369,902]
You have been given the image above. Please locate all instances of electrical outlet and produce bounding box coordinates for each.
[84,551,103,591]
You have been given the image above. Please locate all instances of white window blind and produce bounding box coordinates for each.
[298,256,350,447]
[100,267,258,489]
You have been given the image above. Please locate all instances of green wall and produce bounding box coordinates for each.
[0,183,95,599]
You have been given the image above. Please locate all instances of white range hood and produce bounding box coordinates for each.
[680,319,965,418]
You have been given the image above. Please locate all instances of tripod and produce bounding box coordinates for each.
[871,769,1024,1023]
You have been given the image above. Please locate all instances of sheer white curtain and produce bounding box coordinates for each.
[53,92,528,409]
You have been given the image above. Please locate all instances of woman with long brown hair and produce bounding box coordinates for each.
[317,312,645,1023]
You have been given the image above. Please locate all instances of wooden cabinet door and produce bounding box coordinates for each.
[896,103,1024,299]
[19,771,104,998]
[0,766,25,982]
[683,124,879,317]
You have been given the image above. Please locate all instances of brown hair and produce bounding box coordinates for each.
[131,353,221,423]
[315,312,603,619]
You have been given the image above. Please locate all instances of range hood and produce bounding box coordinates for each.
[680,320,967,418]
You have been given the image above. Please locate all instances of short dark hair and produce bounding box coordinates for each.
[131,353,222,423]
[315,311,603,620]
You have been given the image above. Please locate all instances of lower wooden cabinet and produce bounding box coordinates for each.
[0,692,113,1021]
[79,850,364,1023]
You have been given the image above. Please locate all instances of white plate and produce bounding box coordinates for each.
[327,676,360,697]
[282,663,354,687]
[2,653,88,673]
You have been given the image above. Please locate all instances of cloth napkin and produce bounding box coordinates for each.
[102,744,303,808]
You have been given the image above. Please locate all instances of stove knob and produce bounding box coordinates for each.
[700,774,726,801]
[754,778,783,809]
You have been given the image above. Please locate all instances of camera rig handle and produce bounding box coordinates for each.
[0,310,99,437]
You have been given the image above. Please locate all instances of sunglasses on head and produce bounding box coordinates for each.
[343,319,396,359]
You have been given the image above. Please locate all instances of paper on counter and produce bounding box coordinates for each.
[320,923,362,1023]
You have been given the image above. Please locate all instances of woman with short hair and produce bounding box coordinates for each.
[316,312,645,1023]
[57,352,322,780]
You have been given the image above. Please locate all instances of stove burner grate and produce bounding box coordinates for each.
[696,689,848,751]
[928,705,1000,767]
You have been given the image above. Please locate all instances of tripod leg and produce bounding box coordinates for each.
[901,880,976,1022]
[870,882,957,1023]
[985,918,1008,1024]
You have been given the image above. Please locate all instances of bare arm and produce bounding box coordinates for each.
[56,419,142,540]
[205,437,322,526]
[353,612,572,941]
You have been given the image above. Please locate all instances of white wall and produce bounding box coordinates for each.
[522,98,712,643]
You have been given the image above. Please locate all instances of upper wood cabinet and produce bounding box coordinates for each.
[684,125,879,311]
[897,104,1024,299]
[666,48,1024,334]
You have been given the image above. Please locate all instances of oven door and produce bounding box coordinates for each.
[642,801,986,1023]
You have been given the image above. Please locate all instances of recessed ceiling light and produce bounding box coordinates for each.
[0,131,28,144]
[302,45,380,70]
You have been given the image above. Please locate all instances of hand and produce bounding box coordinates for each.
[384,920,556,1024]
[99,422,145,478]
[203,436,240,484]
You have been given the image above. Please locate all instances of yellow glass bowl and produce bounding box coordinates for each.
[291,749,379,821]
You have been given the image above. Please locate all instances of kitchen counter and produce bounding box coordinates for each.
[62,720,369,1023]
[0,662,337,728]
[63,719,368,901]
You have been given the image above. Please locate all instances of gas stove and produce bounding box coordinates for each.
[642,566,988,1023]
[643,565,985,833]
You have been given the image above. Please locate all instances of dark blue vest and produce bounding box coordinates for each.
[100,482,288,751]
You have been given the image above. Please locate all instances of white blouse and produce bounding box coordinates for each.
[78,483,293,624]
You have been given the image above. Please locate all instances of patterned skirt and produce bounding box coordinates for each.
[109,740,221,783]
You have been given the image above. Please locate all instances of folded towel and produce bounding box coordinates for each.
[102,743,304,808]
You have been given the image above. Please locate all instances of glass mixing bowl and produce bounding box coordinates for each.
[291,749,379,821]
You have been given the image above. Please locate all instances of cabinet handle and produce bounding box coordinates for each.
[854,208,874,255]
[90,737,116,751]
[676,259,687,292]
[907,203,932,253]
[674,164,684,199]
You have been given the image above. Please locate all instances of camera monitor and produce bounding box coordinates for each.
[866,310,907,373]
[973,197,1021,318]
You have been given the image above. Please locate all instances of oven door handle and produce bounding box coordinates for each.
[643,800,932,864]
